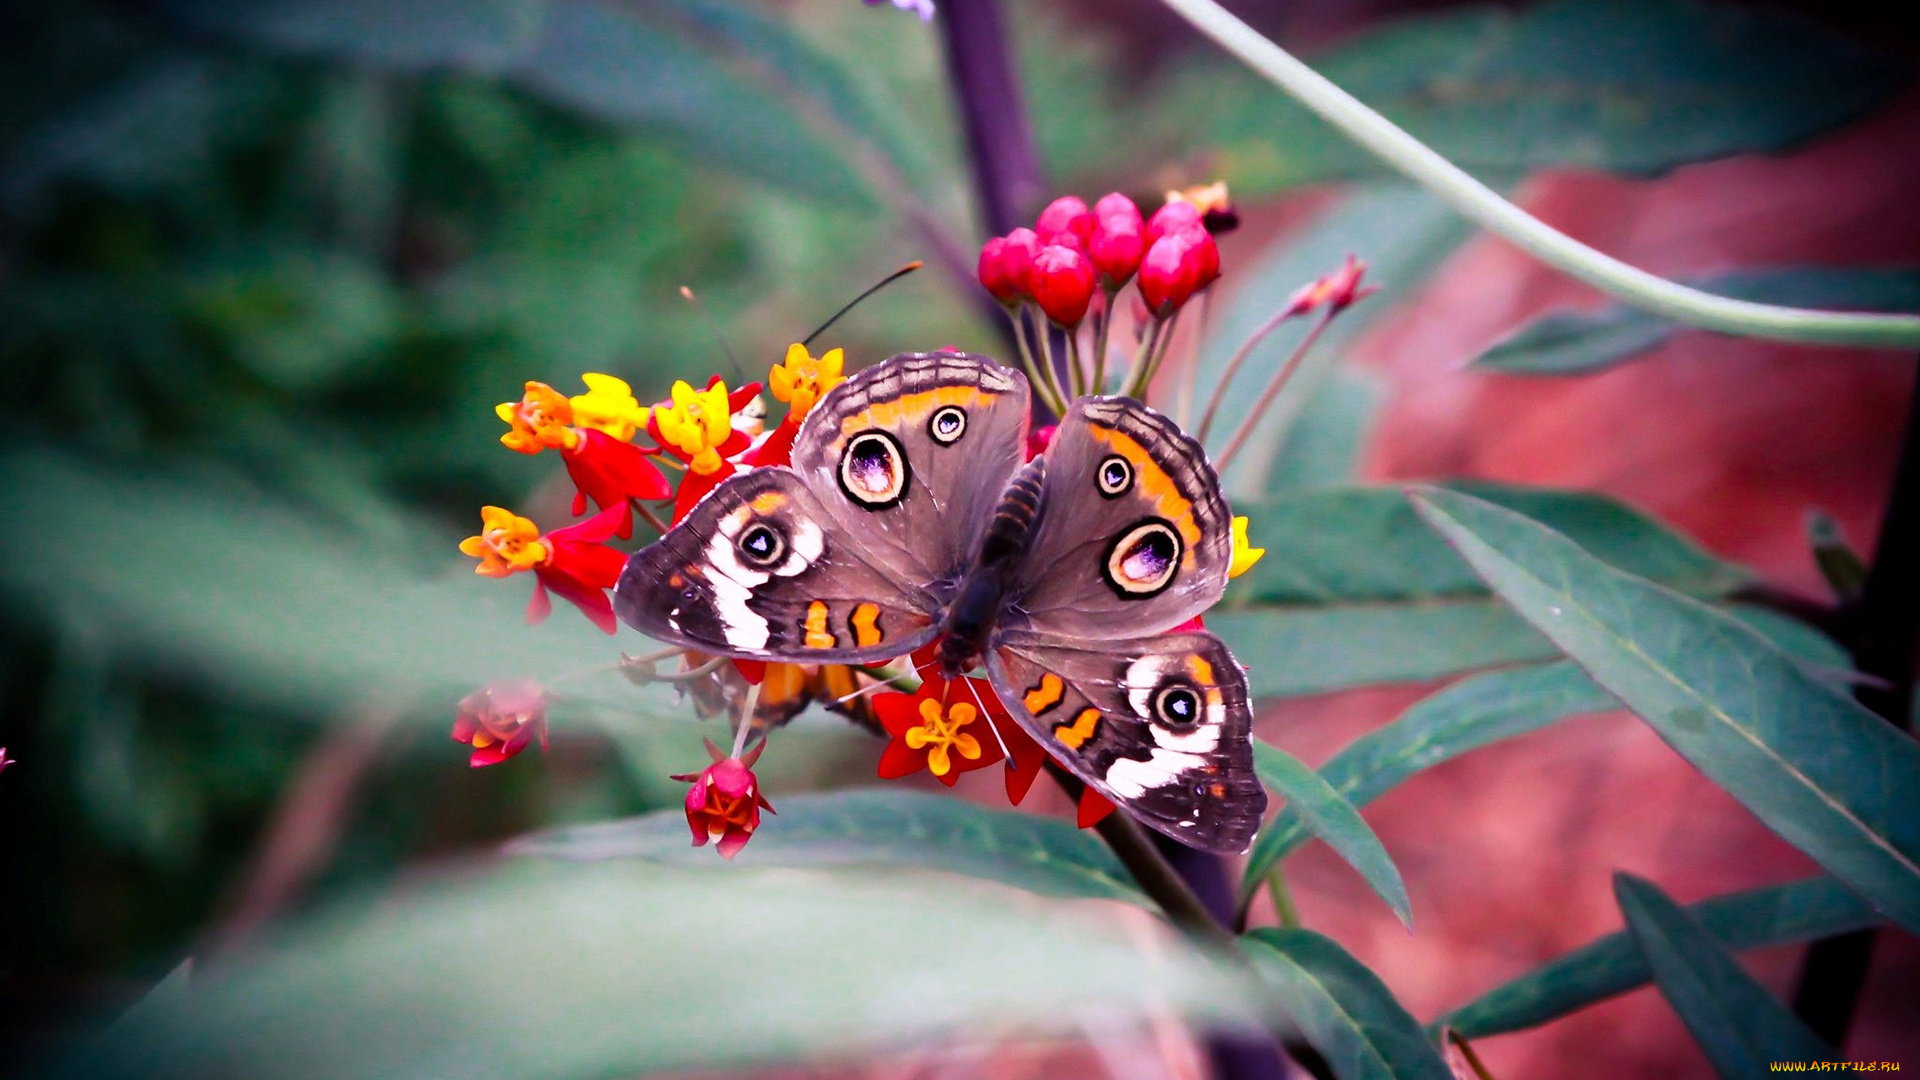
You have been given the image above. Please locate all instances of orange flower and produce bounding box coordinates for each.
[451,680,548,768]
[496,382,579,454]
[459,507,547,577]
[459,502,631,633]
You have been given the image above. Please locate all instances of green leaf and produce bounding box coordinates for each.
[1185,0,1909,192]
[1193,187,1474,496]
[1438,876,1880,1038]
[509,788,1146,904]
[1261,368,1385,492]
[1614,874,1839,1077]
[1250,742,1410,929]
[161,0,865,202]
[1408,487,1920,933]
[1243,929,1452,1080]
[1241,663,1614,907]
[1,451,658,717]
[1214,483,1751,697]
[55,862,1254,1080]
[1475,267,1920,375]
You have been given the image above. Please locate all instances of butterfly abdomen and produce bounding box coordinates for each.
[939,457,1047,676]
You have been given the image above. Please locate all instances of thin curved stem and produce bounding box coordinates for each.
[1214,311,1333,472]
[1155,0,1920,349]
[1197,306,1296,442]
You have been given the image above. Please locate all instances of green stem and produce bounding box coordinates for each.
[1154,0,1920,349]
[1265,867,1301,930]
[1067,329,1087,398]
[1196,305,1297,443]
[1009,307,1066,415]
[1138,307,1185,398]
[1092,288,1115,395]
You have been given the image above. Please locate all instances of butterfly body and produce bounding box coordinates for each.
[615,351,1265,853]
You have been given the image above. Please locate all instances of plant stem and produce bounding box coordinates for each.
[1067,328,1087,398]
[1092,288,1115,394]
[1197,306,1298,442]
[1153,0,1920,349]
[1093,804,1237,950]
[1122,318,1166,399]
[937,0,1043,236]
[1214,311,1334,472]
[1789,365,1920,1044]
[1007,307,1065,415]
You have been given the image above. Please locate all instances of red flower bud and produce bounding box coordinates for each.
[1036,195,1095,247]
[977,235,1018,303]
[1089,214,1144,285]
[452,680,548,768]
[672,740,773,859]
[1285,253,1375,317]
[1025,423,1056,461]
[1094,191,1143,230]
[1001,227,1043,298]
[1145,200,1203,245]
[1138,227,1219,316]
[1030,244,1097,327]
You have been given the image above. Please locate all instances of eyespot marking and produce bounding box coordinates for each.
[803,600,835,649]
[838,430,910,509]
[1023,673,1065,715]
[1055,707,1102,751]
[737,522,786,568]
[928,405,967,445]
[850,602,883,647]
[1153,683,1202,731]
[1103,518,1182,598]
[1096,454,1133,498]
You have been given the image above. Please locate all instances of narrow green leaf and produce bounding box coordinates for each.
[1184,0,1908,191]
[1440,877,1878,1038]
[1215,483,1751,697]
[1614,874,1839,1077]
[55,862,1254,1080]
[1475,267,1920,374]
[509,788,1145,904]
[1250,742,1411,929]
[1241,663,1614,906]
[1193,187,1474,496]
[1244,929,1452,1080]
[1409,487,1920,932]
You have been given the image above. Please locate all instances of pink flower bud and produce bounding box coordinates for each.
[1036,195,1095,247]
[1145,200,1203,246]
[977,235,1018,303]
[1001,227,1043,298]
[1138,226,1219,316]
[1089,214,1144,285]
[1030,245,1097,327]
[1094,192,1143,232]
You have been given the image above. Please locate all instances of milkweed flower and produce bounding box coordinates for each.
[749,343,846,469]
[451,680,549,768]
[648,376,760,521]
[1165,181,1239,235]
[1286,253,1375,318]
[673,740,775,859]
[1229,516,1266,578]
[1090,192,1146,285]
[1139,225,1221,316]
[496,377,669,539]
[1031,245,1097,327]
[460,502,631,633]
[875,670,1009,785]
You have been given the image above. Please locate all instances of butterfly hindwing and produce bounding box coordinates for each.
[790,351,1030,589]
[988,628,1265,854]
[613,466,938,663]
[1012,397,1234,640]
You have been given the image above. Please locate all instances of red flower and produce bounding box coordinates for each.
[562,429,668,538]
[1089,193,1145,285]
[1077,787,1118,828]
[1286,253,1376,318]
[461,502,632,634]
[1138,226,1221,316]
[1025,423,1056,461]
[1036,195,1096,247]
[1030,244,1097,327]
[451,680,548,768]
[1145,200,1203,246]
[672,740,774,859]
[875,670,1010,785]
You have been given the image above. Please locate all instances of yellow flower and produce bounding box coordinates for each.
[495,382,578,454]
[1228,516,1265,579]
[767,343,845,423]
[654,379,735,474]
[903,698,983,778]
[568,373,651,442]
[459,507,548,577]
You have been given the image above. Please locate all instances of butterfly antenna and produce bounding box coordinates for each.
[961,676,1015,764]
[831,655,941,706]
[679,285,748,384]
[801,261,923,348]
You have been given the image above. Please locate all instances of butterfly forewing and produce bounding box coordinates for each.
[790,352,1030,590]
[988,629,1266,854]
[1010,397,1234,640]
[613,467,938,663]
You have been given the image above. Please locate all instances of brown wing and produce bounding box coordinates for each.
[1009,396,1233,640]
[987,628,1265,854]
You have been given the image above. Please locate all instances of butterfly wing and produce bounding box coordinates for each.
[1009,396,1234,640]
[988,628,1265,854]
[614,466,939,663]
[790,351,1031,591]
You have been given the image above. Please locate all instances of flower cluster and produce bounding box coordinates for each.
[977,189,1236,415]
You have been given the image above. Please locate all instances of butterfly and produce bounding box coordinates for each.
[613,351,1266,853]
